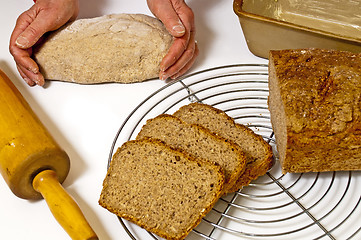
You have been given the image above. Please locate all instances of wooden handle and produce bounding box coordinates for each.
[33,170,98,240]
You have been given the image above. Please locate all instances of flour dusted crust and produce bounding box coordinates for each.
[268,48,361,173]
[33,14,173,84]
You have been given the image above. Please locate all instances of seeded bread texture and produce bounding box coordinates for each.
[268,48,361,173]
[174,103,273,191]
[136,114,247,193]
[33,14,172,84]
[99,139,224,240]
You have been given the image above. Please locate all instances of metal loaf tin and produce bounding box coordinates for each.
[233,0,361,59]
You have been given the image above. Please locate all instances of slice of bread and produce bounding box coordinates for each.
[174,103,273,191]
[136,114,247,193]
[99,139,224,240]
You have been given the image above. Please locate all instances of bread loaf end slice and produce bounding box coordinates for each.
[136,114,246,193]
[99,139,224,240]
[268,48,361,173]
[174,103,273,191]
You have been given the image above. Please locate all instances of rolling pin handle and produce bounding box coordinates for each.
[32,169,98,240]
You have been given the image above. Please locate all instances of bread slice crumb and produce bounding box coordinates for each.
[136,114,247,193]
[99,139,224,240]
[174,103,273,191]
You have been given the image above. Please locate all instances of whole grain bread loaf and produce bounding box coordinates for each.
[99,139,224,240]
[33,14,172,84]
[136,114,247,193]
[174,103,273,191]
[268,48,361,173]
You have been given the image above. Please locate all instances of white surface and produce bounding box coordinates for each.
[0,0,266,239]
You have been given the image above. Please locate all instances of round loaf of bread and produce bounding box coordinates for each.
[33,14,173,84]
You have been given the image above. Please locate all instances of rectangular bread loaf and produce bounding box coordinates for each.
[174,103,273,191]
[99,139,224,240]
[136,114,247,193]
[268,48,361,173]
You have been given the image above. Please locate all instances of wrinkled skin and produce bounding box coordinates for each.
[147,0,198,80]
[9,0,79,86]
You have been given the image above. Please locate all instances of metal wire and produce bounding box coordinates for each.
[108,64,361,240]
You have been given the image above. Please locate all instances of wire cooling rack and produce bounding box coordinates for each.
[108,64,361,240]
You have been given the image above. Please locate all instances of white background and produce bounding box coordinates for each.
[0,0,266,239]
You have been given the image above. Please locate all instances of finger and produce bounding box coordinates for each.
[12,9,41,49]
[160,23,197,79]
[15,12,53,49]
[12,0,79,49]
[160,35,197,80]
[170,42,199,80]
[17,65,36,87]
[9,34,40,76]
[159,1,195,71]
[10,44,39,73]
[17,63,45,86]
[148,0,185,37]
[160,35,188,72]
[10,30,45,86]
[167,39,196,76]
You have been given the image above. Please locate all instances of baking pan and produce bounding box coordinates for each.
[233,0,361,58]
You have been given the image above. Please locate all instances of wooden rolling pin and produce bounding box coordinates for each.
[0,69,98,240]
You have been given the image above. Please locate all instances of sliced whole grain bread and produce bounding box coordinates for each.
[174,103,274,191]
[136,114,247,193]
[99,139,224,240]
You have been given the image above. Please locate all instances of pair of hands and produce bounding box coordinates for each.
[9,0,198,87]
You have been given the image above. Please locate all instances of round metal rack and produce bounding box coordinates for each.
[108,64,361,240]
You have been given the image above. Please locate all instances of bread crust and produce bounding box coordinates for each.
[99,139,224,240]
[100,103,274,239]
[269,48,361,173]
[33,14,172,84]
[174,103,274,191]
[136,114,247,193]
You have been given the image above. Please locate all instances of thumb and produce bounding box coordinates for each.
[148,0,186,38]
[15,9,51,49]
[15,16,49,49]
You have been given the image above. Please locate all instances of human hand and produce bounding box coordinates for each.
[9,0,79,86]
[147,0,199,80]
